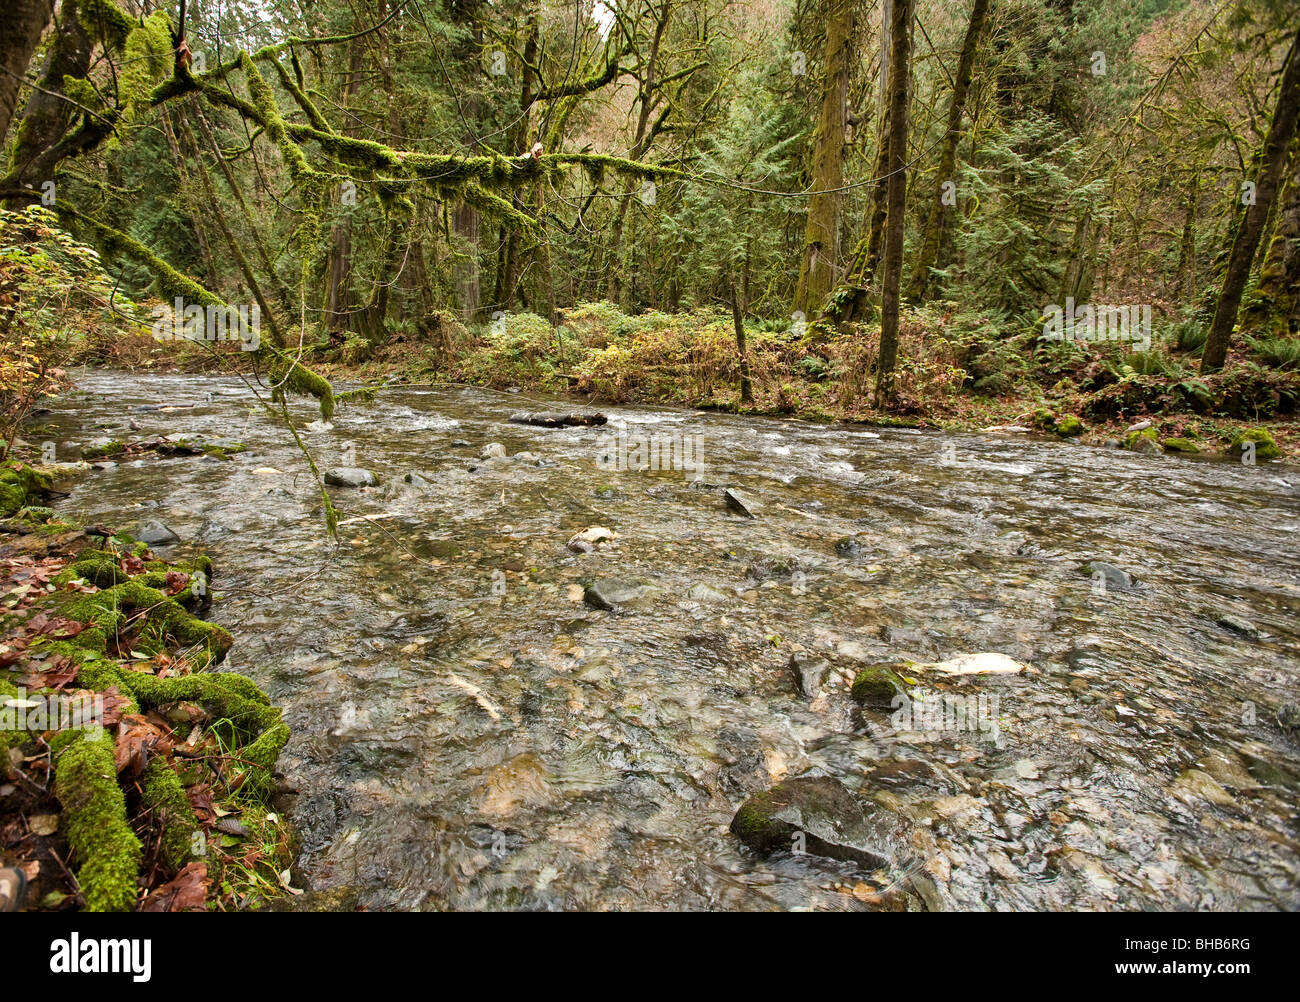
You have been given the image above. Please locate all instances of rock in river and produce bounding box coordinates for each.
[324,467,379,488]
[583,577,652,610]
[136,519,179,546]
[789,653,828,699]
[730,776,901,868]
[723,487,760,518]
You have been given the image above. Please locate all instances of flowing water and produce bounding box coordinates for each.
[34,370,1300,910]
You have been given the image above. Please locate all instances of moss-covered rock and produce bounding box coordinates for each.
[55,732,143,911]
[729,776,902,868]
[1161,437,1200,453]
[0,462,52,518]
[1054,414,1084,437]
[1226,427,1282,461]
[1124,427,1159,454]
[850,665,909,710]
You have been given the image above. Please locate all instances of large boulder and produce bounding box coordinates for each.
[730,776,902,868]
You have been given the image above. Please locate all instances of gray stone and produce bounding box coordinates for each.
[137,519,179,546]
[583,578,652,610]
[789,654,828,699]
[324,467,379,488]
[723,487,760,518]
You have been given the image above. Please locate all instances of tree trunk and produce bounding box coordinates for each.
[794,0,854,315]
[1201,30,1300,372]
[1244,137,1300,335]
[874,0,914,408]
[905,0,989,303]
[0,0,52,149]
[731,280,753,405]
[6,0,89,190]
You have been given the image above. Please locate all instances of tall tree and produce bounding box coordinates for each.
[905,0,989,303]
[874,0,913,407]
[793,0,854,316]
[1201,28,1300,372]
[0,0,53,146]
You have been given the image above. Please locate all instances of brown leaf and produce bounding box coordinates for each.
[120,555,146,576]
[115,713,173,776]
[162,571,190,596]
[140,861,209,912]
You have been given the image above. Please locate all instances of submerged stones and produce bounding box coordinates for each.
[730,776,901,868]
[324,467,379,488]
[566,526,617,553]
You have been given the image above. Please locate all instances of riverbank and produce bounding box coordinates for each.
[0,465,296,911]
[68,303,1299,464]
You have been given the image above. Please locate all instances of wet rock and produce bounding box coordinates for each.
[1172,769,1235,808]
[403,472,434,488]
[1277,703,1300,735]
[921,652,1028,676]
[835,534,868,557]
[1078,560,1135,591]
[566,526,616,553]
[481,443,507,459]
[723,487,760,518]
[451,439,471,448]
[137,519,179,546]
[789,654,828,699]
[324,467,379,488]
[729,776,900,868]
[583,577,651,610]
[508,412,608,428]
[850,665,909,710]
[1103,438,1121,449]
[684,582,730,603]
[1215,613,1259,639]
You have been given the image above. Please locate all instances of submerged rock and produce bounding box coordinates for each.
[583,577,651,610]
[1078,560,1135,592]
[730,776,901,868]
[324,467,379,488]
[1216,613,1259,639]
[789,654,828,699]
[481,443,507,459]
[723,487,760,518]
[684,582,731,603]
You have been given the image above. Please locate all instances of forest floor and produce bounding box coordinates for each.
[70,303,1300,463]
[73,304,1300,465]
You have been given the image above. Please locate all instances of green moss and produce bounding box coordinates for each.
[1124,427,1158,449]
[77,0,133,50]
[0,462,52,518]
[1227,427,1282,461]
[64,579,233,664]
[1054,414,1084,437]
[850,664,909,710]
[1161,437,1200,453]
[142,758,199,872]
[81,439,125,460]
[56,732,143,911]
[269,356,335,421]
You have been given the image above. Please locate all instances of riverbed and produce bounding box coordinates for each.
[34,370,1300,910]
